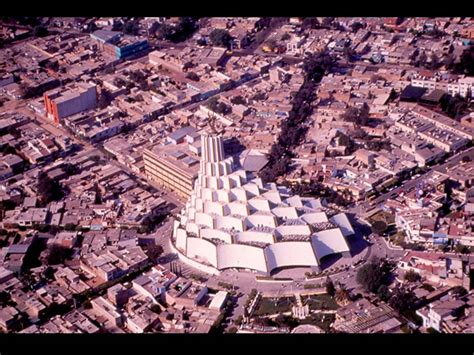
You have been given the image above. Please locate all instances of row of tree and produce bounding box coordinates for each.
[289,180,353,207]
[154,17,199,43]
[205,97,231,115]
[259,51,337,183]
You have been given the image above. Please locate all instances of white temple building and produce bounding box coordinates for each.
[172,133,354,275]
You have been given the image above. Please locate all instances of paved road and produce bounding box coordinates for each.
[354,146,474,215]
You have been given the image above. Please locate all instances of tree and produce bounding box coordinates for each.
[274,314,299,328]
[228,326,238,334]
[186,72,200,81]
[455,244,470,254]
[97,89,113,110]
[140,211,169,234]
[343,46,356,62]
[429,53,440,70]
[90,155,104,165]
[235,315,244,326]
[230,95,246,105]
[0,291,12,307]
[371,221,388,235]
[159,17,199,43]
[325,277,336,297]
[340,103,370,126]
[336,131,356,153]
[455,45,474,76]
[84,21,98,33]
[301,17,320,30]
[251,92,266,101]
[46,244,72,265]
[370,74,385,83]
[376,284,391,302]
[123,20,140,36]
[440,94,468,119]
[260,50,336,183]
[145,244,164,261]
[389,286,417,312]
[281,33,291,41]
[42,266,55,281]
[335,285,351,304]
[37,172,64,204]
[63,163,79,176]
[404,269,421,283]
[206,97,231,115]
[64,223,77,231]
[113,77,128,88]
[0,143,17,155]
[19,82,37,99]
[451,286,468,297]
[416,51,428,68]
[321,17,334,28]
[350,22,364,32]
[93,183,102,205]
[356,258,393,293]
[209,29,232,48]
[33,25,48,37]
[44,60,59,72]
[150,304,162,314]
[0,200,16,214]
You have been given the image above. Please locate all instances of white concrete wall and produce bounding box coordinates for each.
[200,228,232,244]
[175,227,188,253]
[329,213,355,237]
[243,183,261,197]
[217,244,267,272]
[272,206,299,219]
[301,212,329,224]
[225,201,249,217]
[186,237,218,268]
[230,187,248,202]
[311,228,350,260]
[248,198,272,212]
[236,231,275,244]
[204,200,225,216]
[215,189,231,203]
[245,214,277,229]
[265,242,319,272]
[170,239,220,275]
[185,222,200,236]
[195,212,214,229]
[262,191,282,204]
[214,215,244,231]
[275,224,312,237]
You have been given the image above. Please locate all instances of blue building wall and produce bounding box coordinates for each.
[115,40,150,59]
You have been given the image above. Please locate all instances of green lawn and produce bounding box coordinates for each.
[301,294,339,311]
[369,211,395,225]
[299,313,335,332]
[254,297,296,316]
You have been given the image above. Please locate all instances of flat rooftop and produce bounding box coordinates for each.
[144,141,201,178]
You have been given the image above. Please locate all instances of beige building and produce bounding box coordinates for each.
[143,145,200,198]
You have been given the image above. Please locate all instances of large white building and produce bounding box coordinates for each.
[172,133,354,275]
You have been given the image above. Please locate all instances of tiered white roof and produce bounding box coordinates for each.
[173,134,354,274]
